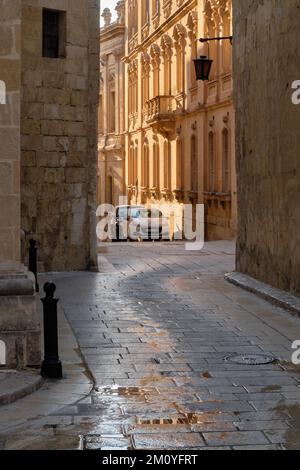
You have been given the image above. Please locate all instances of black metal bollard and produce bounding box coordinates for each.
[41,282,63,379]
[29,239,39,293]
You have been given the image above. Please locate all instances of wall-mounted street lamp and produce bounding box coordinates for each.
[194,36,233,81]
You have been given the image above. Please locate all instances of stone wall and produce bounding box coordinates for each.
[0,0,21,271]
[0,0,41,368]
[233,0,300,295]
[21,0,99,272]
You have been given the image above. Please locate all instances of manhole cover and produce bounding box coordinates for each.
[225,354,276,365]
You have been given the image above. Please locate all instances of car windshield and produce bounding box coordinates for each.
[139,209,163,218]
[117,207,144,219]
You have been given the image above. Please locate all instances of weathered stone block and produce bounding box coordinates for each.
[21,134,43,151]
[22,151,36,167]
[22,70,42,87]
[0,162,12,195]
[71,90,88,107]
[67,122,86,136]
[41,120,65,136]
[66,168,86,183]
[0,128,20,160]
[42,72,65,89]
[36,151,65,168]
[44,167,65,184]
[43,104,60,120]
[0,271,41,368]
[22,118,41,135]
[0,195,20,227]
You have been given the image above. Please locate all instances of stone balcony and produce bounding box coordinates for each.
[146,95,176,134]
[128,32,138,53]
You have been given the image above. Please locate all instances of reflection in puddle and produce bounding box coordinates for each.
[136,411,223,426]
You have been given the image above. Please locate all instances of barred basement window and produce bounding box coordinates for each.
[43,9,66,58]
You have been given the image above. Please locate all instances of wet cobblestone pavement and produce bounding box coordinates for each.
[1,241,300,450]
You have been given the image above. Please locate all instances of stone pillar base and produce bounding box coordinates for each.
[0,270,41,369]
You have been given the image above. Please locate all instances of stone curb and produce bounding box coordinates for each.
[225,271,300,317]
[0,370,44,406]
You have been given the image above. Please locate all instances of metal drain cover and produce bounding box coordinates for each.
[225,353,276,365]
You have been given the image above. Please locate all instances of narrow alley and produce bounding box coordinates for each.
[1,242,300,450]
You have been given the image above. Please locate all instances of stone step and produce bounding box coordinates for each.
[0,369,43,406]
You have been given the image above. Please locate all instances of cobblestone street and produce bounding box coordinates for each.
[1,241,300,450]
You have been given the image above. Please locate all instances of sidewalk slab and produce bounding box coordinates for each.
[225,272,300,317]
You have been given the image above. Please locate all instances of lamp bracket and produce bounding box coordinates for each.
[199,36,233,45]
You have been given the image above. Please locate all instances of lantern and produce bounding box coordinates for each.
[194,55,213,81]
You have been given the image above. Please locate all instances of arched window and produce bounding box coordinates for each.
[141,54,150,109]
[107,174,113,205]
[221,3,232,73]
[153,62,159,97]
[207,131,216,192]
[153,141,160,189]
[142,140,150,188]
[190,35,197,86]
[176,137,184,190]
[142,0,150,25]
[173,25,187,94]
[222,128,230,193]
[128,68,133,116]
[161,36,173,96]
[150,45,161,98]
[187,11,198,88]
[191,135,198,192]
[152,0,160,15]
[129,143,134,185]
[99,94,104,133]
[134,145,138,186]
[163,53,171,95]
[133,65,138,114]
[128,0,138,38]
[163,139,171,190]
[204,2,218,80]
[109,88,115,133]
[0,340,6,365]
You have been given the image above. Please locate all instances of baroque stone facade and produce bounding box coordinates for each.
[99,2,126,207]
[123,0,236,240]
[0,0,100,368]
[21,0,100,272]
[233,0,300,296]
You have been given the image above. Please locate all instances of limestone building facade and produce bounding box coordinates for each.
[123,0,236,240]
[233,0,300,296]
[99,2,126,208]
[0,0,100,368]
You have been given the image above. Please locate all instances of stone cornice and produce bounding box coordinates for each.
[100,23,125,42]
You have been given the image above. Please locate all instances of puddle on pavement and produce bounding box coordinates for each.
[135,411,223,426]
[261,384,282,392]
[96,386,149,399]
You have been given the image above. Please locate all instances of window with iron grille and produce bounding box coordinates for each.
[43,9,66,58]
